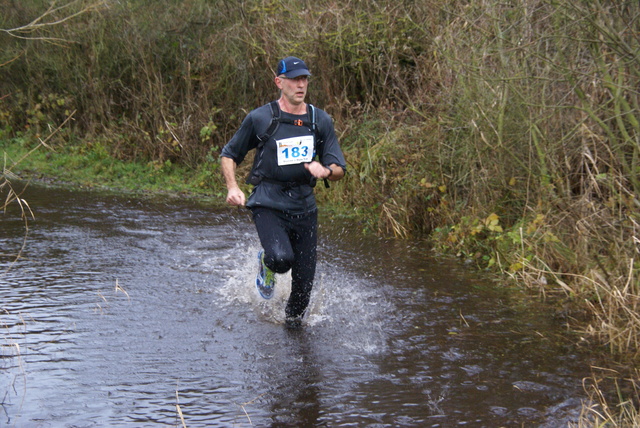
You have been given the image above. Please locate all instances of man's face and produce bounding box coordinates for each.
[276,75,309,106]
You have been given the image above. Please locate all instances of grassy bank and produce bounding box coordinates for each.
[2,0,639,424]
[1,130,225,199]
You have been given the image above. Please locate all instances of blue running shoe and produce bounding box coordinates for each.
[256,250,275,299]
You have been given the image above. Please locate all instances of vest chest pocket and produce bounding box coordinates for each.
[276,135,314,166]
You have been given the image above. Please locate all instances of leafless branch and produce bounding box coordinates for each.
[0,0,109,43]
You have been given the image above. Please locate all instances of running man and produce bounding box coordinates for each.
[220,56,346,327]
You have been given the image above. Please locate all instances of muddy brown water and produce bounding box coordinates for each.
[1,183,593,427]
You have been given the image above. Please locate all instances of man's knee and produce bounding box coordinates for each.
[265,251,293,274]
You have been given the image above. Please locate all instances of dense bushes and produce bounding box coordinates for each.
[435,1,640,363]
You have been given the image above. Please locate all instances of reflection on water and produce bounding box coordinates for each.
[0,183,592,427]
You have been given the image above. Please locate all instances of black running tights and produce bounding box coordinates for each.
[251,207,318,319]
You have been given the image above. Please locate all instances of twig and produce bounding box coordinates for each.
[176,390,187,428]
[115,279,131,302]
[1,1,109,43]
[5,110,76,174]
[459,309,470,327]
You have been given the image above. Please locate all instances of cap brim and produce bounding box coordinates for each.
[283,69,311,78]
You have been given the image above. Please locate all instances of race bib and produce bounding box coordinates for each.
[276,135,314,166]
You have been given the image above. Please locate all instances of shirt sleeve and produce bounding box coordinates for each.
[316,110,347,171]
[220,112,259,166]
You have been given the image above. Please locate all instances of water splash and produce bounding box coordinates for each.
[216,242,394,355]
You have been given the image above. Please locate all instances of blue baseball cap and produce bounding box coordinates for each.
[277,56,311,78]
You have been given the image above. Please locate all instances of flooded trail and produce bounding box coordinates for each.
[1,184,592,427]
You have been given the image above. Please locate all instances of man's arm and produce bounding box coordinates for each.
[325,163,345,181]
[221,156,246,206]
[312,109,346,180]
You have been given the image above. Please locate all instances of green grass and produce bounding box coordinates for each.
[1,136,225,201]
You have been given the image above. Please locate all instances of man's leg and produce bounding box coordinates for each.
[286,210,318,320]
[252,207,294,274]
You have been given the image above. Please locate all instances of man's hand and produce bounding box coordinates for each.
[226,186,246,206]
[305,161,332,179]
[305,161,343,180]
[221,157,245,206]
